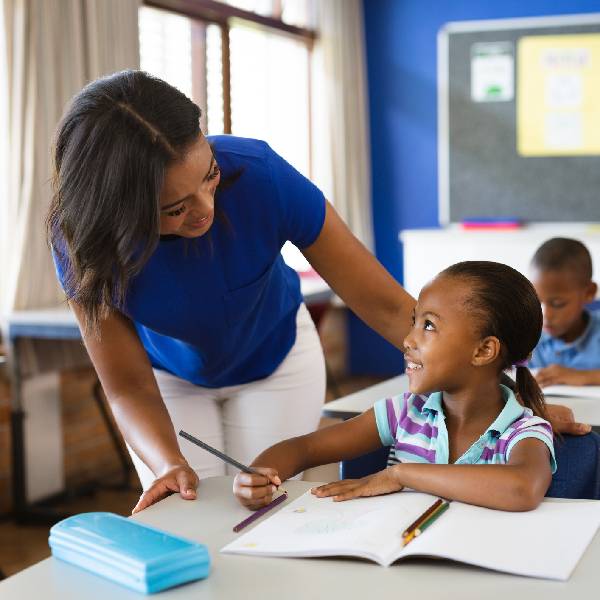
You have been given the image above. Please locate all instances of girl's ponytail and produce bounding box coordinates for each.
[515,364,548,421]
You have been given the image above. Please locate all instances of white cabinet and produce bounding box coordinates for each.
[400,224,600,297]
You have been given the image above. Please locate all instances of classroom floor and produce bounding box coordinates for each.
[0,375,381,579]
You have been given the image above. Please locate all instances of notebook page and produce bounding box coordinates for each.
[398,499,600,580]
[222,490,435,565]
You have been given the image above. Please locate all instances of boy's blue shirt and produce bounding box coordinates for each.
[530,309,600,370]
[53,135,326,387]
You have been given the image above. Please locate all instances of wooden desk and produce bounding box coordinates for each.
[1,476,599,599]
[323,374,600,426]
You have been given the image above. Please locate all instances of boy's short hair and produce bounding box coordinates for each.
[531,237,593,285]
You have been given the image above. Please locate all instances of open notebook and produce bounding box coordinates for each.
[222,490,600,581]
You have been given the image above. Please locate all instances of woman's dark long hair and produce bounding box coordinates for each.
[48,70,203,335]
[441,261,547,420]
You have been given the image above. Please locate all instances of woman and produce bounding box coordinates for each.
[48,71,587,513]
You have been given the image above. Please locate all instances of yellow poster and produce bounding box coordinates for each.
[517,33,600,156]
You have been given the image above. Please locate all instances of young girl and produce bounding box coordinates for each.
[233,261,557,512]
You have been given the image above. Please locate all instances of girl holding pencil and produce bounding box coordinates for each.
[234,261,559,512]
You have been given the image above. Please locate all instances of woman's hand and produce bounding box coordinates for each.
[132,463,199,514]
[311,468,404,502]
[233,468,282,510]
[546,403,591,435]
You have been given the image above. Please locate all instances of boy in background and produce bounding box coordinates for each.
[530,237,600,386]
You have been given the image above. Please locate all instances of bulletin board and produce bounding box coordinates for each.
[438,14,600,223]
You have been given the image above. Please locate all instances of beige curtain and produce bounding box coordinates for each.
[314,0,374,251]
[0,0,140,315]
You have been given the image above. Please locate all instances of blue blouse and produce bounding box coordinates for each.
[54,135,326,387]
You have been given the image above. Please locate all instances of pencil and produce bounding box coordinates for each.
[414,501,450,536]
[403,501,450,547]
[179,430,259,474]
[233,492,289,532]
[401,498,443,538]
[402,528,417,547]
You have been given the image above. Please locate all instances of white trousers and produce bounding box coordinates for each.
[129,304,327,490]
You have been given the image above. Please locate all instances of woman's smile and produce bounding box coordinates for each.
[187,212,213,230]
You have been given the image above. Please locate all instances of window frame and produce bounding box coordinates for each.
[145,0,316,144]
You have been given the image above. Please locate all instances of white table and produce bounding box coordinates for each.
[323,374,600,426]
[322,374,409,419]
[2,308,100,523]
[1,476,598,599]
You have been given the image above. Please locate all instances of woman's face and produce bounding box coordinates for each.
[159,135,221,237]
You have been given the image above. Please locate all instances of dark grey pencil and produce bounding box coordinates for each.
[179,430,259,474]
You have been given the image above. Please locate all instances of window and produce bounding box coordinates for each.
[139,0,316,178]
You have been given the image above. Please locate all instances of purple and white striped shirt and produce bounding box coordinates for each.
[374,384,556,471]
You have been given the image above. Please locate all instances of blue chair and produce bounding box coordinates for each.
[547,433,600,499]
[340,432,600,500]
[339,445,389,480]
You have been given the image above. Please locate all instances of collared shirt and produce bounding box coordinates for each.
[530,310,600,370]
[374,384,556,472]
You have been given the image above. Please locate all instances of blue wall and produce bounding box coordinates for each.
[349,0,600,376]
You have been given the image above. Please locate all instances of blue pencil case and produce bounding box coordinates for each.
[49,512,210,594]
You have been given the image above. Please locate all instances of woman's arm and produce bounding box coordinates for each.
[70,302,198,512]
[313,438,552,511]
[302,202,415,349]
[233,409,382,509]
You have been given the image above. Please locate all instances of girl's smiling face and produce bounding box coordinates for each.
[403,276,494,395]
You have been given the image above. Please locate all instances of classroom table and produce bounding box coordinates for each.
[1,476,598,599]
[3,276,333,524]
[322,374,600,426]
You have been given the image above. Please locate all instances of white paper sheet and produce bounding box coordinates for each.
[223,492,434,565]
[471,42,514,102]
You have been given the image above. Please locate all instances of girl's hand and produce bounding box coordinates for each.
[132,463,199,514]
[311,468,403,502]
[233,467,282,510]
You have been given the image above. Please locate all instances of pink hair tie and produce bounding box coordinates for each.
[513,359,528,368]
